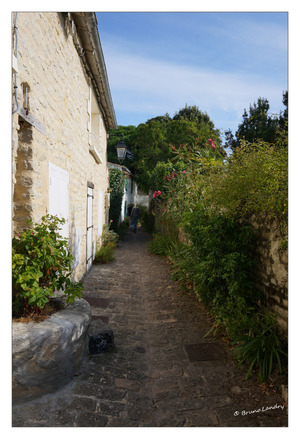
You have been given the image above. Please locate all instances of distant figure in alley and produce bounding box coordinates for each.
[130,204,140,233]
[127,203,134,229]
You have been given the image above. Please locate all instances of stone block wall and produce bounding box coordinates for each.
[12,12,110,281]
[253,219,288,336]
[12,298,91,404]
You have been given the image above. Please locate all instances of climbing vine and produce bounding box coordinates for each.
[108,168,125,232]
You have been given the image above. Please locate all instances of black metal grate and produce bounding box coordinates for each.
[84,297,109,308]
[184,343,226,362]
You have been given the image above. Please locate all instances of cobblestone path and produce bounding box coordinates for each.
[12,230,288,427]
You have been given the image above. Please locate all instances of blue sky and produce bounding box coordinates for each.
[97,11,288,138]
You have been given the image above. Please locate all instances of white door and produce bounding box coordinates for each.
[49,163,69,238]
[87,186,93,270]
[98,190,103,237]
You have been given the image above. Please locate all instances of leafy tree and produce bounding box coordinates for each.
[129,119,173,191]
[238,98,278,143]
[225,92,288,151]
[173,104,216,130]
[279,90,288,129]
[129,106,223,192]
[146,114,172,124]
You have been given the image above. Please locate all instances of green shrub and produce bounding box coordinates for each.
[117,219,129,240]
[183,206,262,307]
[233,313,287,382]
[168,242,196,292]
[206,140,288,231]
[139,205,155,233]
[101,224,119,245]
[147,232,175,256]
[95,243,116,264]
[148,134,288,382]
[209,296,255,339]
[95,225,118,264]
[12,215,83,316]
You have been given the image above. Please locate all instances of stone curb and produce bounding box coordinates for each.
[12,298,91,404]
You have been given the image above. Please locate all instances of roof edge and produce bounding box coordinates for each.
[71,12,117,130]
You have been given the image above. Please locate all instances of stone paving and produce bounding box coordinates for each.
[12,229,288,427]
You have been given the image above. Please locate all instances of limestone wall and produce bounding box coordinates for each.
[12,298,91,404]
[253,220,288,336]
[12,12,110,280]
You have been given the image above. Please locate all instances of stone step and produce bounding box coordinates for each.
[88,319,115,355]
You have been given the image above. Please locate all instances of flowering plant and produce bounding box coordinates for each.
[153,190,162,198]
[94,225,118,264]
[208,138,216,149]
[12,215,83,317]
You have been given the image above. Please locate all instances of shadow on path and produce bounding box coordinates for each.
[12,229,288,427]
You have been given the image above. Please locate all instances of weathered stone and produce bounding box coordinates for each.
[75,412,108,427]
[251,218,288,335]
[12,12,113,281]
[12,299,91,404]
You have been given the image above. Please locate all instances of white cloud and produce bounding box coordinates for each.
[105,44,285,125]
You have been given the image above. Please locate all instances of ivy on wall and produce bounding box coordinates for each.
[108,168,125,232]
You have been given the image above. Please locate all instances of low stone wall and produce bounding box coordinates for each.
[253,220,288,336]
[12,298,91,404]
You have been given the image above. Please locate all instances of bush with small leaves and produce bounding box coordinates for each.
[12,215,83,317]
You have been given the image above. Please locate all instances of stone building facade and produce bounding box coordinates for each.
[12,12,117,280]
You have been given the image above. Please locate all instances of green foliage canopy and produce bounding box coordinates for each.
[129,105,223,192]
[205,139,288,231]
[225,91,288,151]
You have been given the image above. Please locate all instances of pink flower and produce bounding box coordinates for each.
[208,138,216,149]
[183,170,186,173]
[153,193,156,197]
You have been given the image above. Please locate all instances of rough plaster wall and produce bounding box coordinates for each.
[12,12,109,281]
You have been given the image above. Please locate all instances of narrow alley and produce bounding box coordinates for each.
[12,230,288,427]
